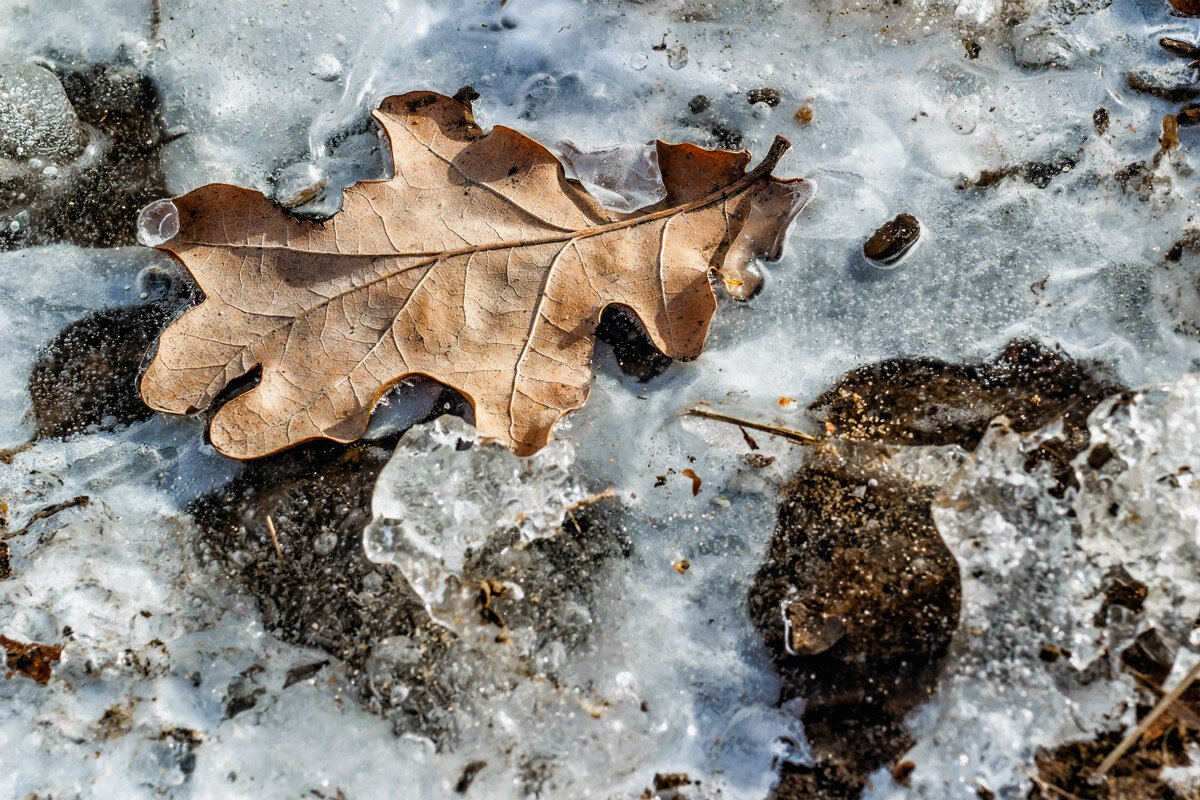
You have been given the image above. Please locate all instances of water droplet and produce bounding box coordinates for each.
[137,199,180,247]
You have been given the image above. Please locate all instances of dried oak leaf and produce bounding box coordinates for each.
[140,91,811,457]
[1,634,63,684]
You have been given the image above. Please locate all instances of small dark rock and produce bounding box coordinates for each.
[862,213,920,267]
[1093,107,1109,135]
[746,88,782,108]
[688,94,711,114]
[1159,37,1200,59]
[1096,566,1147,625]
[283,659,329,689]
[455,760,488,793]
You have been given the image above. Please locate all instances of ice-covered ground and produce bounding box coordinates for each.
[3,0,1200,797]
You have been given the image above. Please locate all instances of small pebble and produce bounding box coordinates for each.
[863,213,921,268]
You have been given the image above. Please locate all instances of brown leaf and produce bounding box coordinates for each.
[1,634,63,684]
[140,91,811,457]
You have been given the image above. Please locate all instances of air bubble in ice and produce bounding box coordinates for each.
[136,199,180,247]
[947,95,980,134]
[630,52,649,71]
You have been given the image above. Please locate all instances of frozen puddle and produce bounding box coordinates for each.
[4,0,1200,798]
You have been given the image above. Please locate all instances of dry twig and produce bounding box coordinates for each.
[683,407,822,445]
[1,496,90,541]
[265,514,284,562]
[1092,658,1200,781]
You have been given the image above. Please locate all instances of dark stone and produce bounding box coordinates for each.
[1160,37,1200,59]
[688,95,711,114]
[746,88,782,108]
[1093,107,1110,135]
[862,213,920,266]
[455,760,488,793]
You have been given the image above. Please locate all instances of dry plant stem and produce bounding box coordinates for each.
[149,0,162,40]
[563,488,616,512]
[265,514,284,562]
[683,407,822,445]
[1130,667,1200,729]
[1031,774,1087,800]
[1092,658,1200,781]
[1,496,90,541]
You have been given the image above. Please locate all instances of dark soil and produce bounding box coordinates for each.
[1,62,170,249]
[751,458,961,800]
[808,339,1123,473]
[595,304,673,382]
[961,152,1079,190]
[755,340,1125,798]
[30,300,180,439]
[190,439,429,669]
[1028,594,1200,797]
[190,416,628,739]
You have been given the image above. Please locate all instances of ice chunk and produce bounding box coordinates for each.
[871,375,1200,798]
[310,53,343,82]
[0,63,84,162]
[363,415,589,648]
